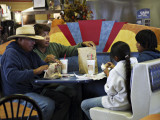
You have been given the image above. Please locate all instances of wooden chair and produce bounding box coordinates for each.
[0,63,43,120]
[0,94,43,120]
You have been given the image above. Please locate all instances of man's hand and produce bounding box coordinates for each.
[82,41,96,47]
[44,54,56,63]
[33,65,48,75]
[54,59,62,66]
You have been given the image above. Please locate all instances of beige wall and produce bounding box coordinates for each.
[0,2,33,11]
[0,2,47,21]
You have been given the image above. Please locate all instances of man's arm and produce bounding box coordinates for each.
[53,41,95,58]
[1,50,48,84]
[2,52,35,84]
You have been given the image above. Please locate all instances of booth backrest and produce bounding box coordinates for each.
[131,58,160,119]
[67,52,139,72]
[67,53,111,72]
[0,55,3,98]
[0,64,2,98]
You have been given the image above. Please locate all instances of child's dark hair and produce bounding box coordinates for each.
[34,24,50,35]
[110,41,131,104]
[135,29,157,51]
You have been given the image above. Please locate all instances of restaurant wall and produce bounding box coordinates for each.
[0,1,47,21]
[1,0,160,27]
[0,1,33,11]
[87,0,160,27]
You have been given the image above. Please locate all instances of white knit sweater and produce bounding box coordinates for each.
[102,57,138,110]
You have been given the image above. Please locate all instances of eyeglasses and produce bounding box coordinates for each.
[41,32,49,37]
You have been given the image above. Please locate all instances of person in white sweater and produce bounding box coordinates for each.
[81,41,138,120]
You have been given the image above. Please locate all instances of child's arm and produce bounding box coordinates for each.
[105,62,115,69]
[104,68,109,77]
[103,62,115,77]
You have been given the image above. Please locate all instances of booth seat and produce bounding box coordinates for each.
[89,58,160,120]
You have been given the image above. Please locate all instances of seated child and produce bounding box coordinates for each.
[135,29,160,62]
[81,41,138,120]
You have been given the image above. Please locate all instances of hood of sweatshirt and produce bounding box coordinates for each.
[138,50,160,62]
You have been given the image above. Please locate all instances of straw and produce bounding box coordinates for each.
[91,54,92,60]
[64,53,66,59]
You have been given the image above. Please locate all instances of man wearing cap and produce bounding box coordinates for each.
[1,26,71,120]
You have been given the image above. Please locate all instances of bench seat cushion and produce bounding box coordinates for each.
[90,107,132,120]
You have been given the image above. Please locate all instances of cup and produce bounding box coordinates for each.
[87,60,95,75]
[60,59,68,74]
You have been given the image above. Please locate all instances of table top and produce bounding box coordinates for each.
[35,75,93,84]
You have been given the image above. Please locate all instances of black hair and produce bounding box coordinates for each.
[110,41,131,104]
[135,29,157,51]
[34,24,50,35]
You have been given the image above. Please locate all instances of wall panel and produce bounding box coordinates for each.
[87,0,160,27]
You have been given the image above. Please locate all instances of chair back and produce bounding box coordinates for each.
[131,58,160,119]
[0,94,43,120]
